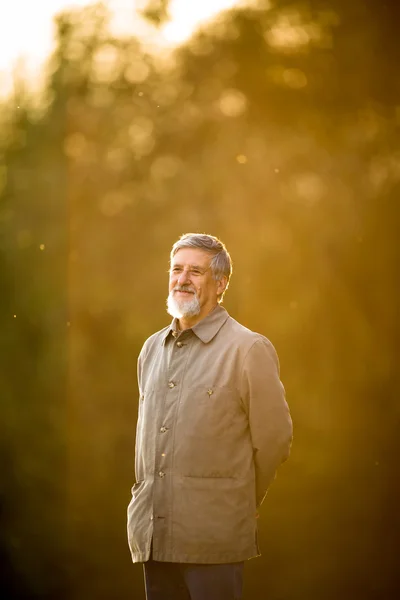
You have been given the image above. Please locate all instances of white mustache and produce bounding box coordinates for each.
[173,286,195,294]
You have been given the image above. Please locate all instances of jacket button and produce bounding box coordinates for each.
[176,341,183,347]
[168,382,175,388]
[160,426,167,433]
[158,471,165,478]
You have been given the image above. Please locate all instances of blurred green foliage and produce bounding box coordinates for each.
[0,0,399,598]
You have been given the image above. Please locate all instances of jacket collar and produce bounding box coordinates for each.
[162,305,230,344]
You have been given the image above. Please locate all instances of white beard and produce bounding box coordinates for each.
[166,289,201,319]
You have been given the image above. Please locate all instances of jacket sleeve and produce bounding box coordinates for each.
[240,337,293,508]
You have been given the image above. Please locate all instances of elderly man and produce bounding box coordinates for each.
[127,233,292,600]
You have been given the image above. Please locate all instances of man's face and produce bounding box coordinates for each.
[167,248,225,321]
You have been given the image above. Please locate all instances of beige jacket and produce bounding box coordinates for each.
[127,305,292,564]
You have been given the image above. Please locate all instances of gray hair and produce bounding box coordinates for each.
[170,233,232,301]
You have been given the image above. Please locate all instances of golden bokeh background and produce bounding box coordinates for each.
[0,1,399,598]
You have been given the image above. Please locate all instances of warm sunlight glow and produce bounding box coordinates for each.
[0,0,89,97]
[0,0,242,98]
[161,0,238,44]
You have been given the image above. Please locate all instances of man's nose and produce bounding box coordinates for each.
[177,269,191,285]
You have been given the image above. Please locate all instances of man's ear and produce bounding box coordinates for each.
[216,276,228,297]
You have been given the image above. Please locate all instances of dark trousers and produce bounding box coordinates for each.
[144,556,244,600]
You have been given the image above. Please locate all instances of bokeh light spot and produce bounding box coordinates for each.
[294,172,325,205]
[283,68,307,89]
[125,59,150,84]
[91,44,121,84]
[265,11,324,52]
[219,88,247,117]
[129,116,155,157]
[266,18,310,50]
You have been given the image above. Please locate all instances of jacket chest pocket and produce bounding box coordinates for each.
[178,386,240,438]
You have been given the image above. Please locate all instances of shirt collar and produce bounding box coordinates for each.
[162,305,229,344]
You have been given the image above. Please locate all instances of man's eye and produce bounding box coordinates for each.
[191,270,201,276]
[172,267,182,273]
